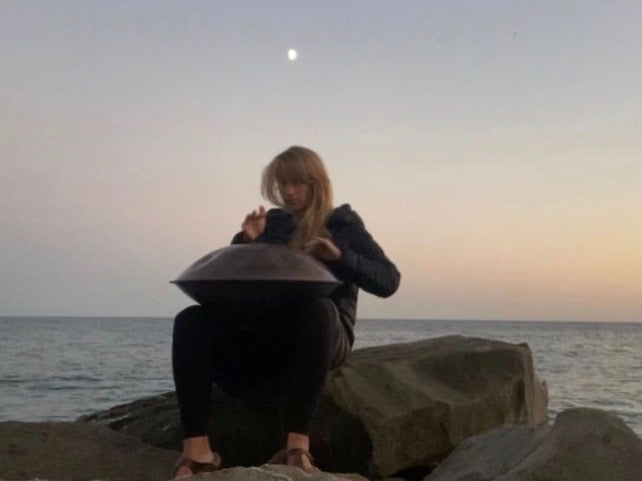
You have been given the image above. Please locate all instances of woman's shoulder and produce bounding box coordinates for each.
[326,203,365,229]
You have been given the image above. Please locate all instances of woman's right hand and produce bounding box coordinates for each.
[241,205,267,241]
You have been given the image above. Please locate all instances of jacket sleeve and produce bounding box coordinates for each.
[329,218,401,298]
[231,231,248,244]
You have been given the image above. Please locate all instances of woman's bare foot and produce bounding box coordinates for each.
[285,432,317,472]
[286,448,317,472]
[173,436,221,479]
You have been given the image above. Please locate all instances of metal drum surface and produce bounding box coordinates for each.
[172,243,341,303]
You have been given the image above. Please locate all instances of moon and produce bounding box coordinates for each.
[287,49,298,61]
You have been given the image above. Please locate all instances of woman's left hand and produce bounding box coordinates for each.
[303,236,342,261]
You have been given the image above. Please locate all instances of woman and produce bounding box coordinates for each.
[172,146,400,478]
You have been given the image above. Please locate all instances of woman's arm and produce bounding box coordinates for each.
[231,208,294,244]
[329,213,401,298]
[231,206,266,244]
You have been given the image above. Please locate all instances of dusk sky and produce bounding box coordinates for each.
[2,1,641,321]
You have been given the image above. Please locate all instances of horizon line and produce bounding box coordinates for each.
[0,315,640,324]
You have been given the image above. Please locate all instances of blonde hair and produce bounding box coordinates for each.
[261,146,333,249]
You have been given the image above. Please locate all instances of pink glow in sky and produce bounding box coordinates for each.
[1,1,641,321]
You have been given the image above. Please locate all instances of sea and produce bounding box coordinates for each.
[0,317,640,437]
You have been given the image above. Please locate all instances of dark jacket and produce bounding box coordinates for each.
[232,204,401,345]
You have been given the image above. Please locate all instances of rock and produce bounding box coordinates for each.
[497,408,642,481]
[79,336,548,478]
[424,408,642,481]
[315,336,548,477]
[77,390,184,450]
[0,421,179,481]
[423,424,549,481]
[173,465,368,481]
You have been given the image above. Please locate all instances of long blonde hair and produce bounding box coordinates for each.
[261,146,333,249]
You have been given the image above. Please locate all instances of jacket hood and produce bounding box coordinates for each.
[326,204,363,228]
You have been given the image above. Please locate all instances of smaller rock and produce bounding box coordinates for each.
[424,408,642,481]
[498,408,642,481]
[424,424,548,481]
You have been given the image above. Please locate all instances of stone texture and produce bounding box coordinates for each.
[424,408,642,481]
[188,465,369,481]
[497,408,642,481]
[0,421,179,481]
[77,390,184,452]
[314,336,548,477]
[423,424,549,481]
[79,336,548,478]
[127,465,368,481]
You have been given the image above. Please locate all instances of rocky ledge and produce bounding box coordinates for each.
[2,409,640,481]
[6,336,636,481]
[77,336,548,478]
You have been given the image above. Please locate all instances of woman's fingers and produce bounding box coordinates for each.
[311,237,332,250]
[302,239,318,254]
[241,206,267,240]
[243,206,265,223]
[308,236,341,260]
[303,238,332,258]
[247,206,266,220]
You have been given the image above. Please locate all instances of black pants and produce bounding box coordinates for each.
[172,297,350,438]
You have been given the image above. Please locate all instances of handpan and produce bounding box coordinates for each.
[172,243,341,303]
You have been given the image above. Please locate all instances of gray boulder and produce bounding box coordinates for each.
[424,424,549,481]
[498,408,642,481]
[424,408,642,481]
[0,421,179,481]
[79,336,548,478]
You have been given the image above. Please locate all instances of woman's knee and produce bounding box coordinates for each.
[292,297,335,321]
[304,299,350,369]
[173,305,217,341]
[175,304,203,323]
[289,298,337,341]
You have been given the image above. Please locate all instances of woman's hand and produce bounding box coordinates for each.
[241,205,267,241]
[303,236,342,261]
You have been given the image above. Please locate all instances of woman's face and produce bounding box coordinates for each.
[278,179,310,215]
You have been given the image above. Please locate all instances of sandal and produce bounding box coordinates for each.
[268,447,320,473]
[172,452,222,479]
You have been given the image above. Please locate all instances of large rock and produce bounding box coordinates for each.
[424,408,642,481]
[0,421,179,481]
[79,336,548,478]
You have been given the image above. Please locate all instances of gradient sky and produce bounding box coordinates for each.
[1,1,641,321]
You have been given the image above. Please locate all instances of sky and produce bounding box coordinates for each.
[1,1,641,321]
